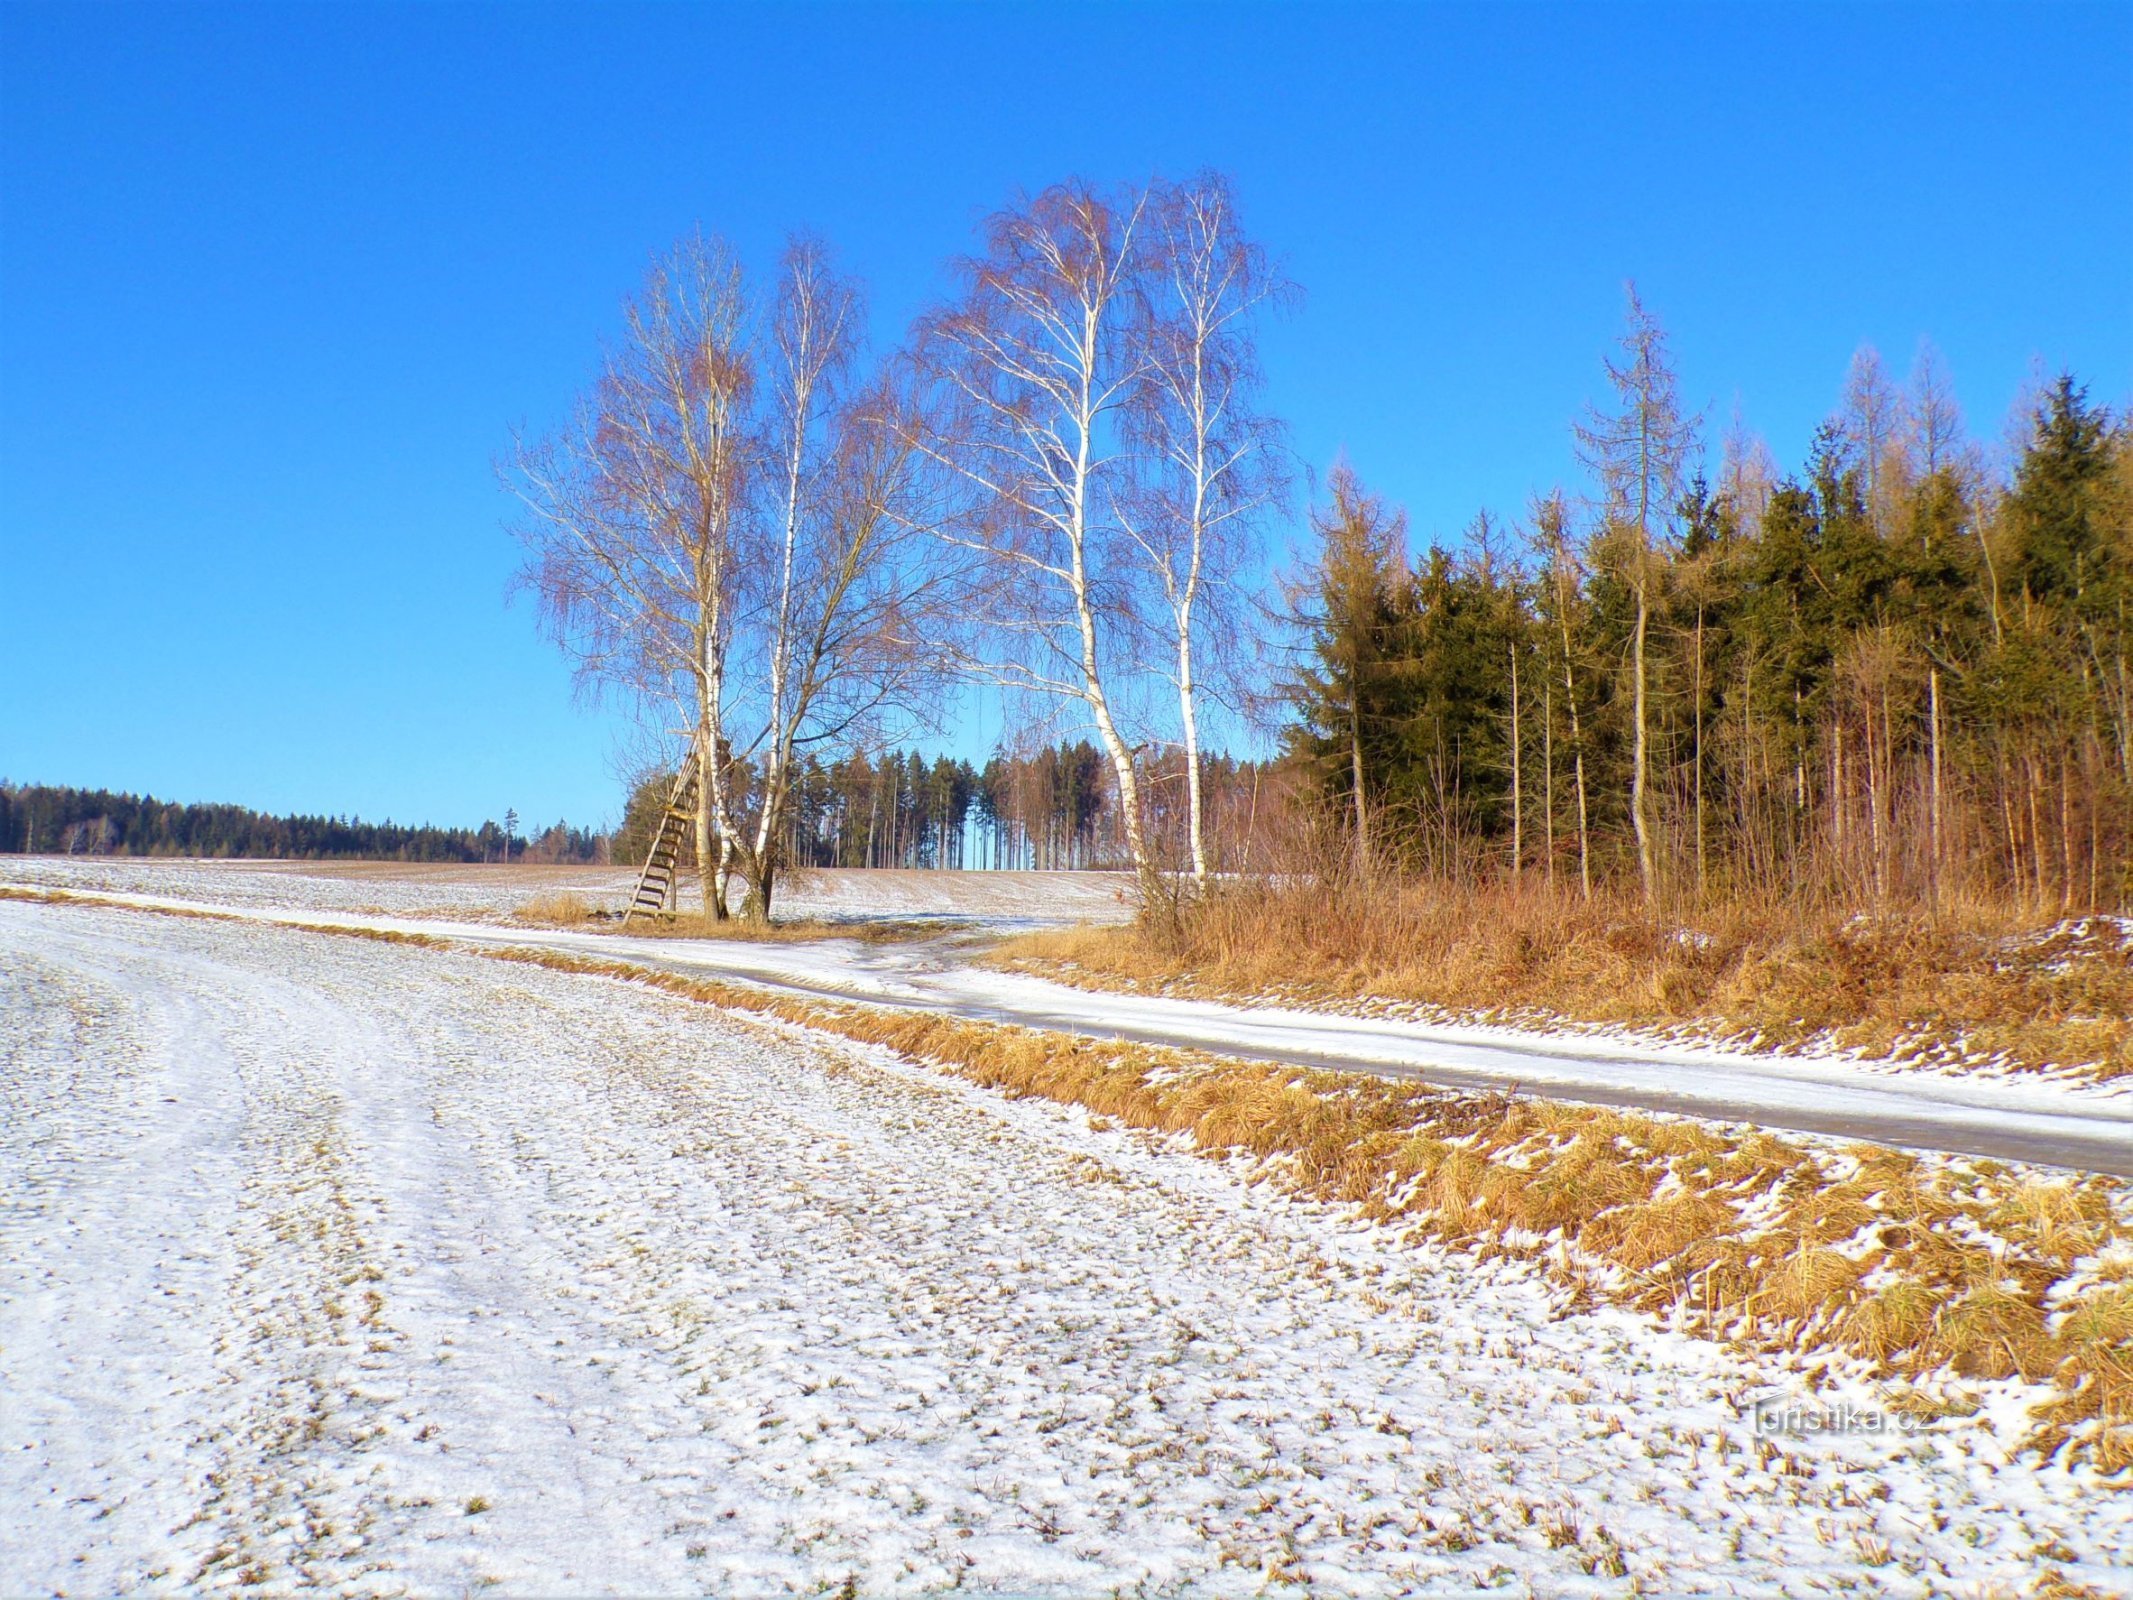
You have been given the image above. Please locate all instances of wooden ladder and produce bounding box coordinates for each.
[622,752,701,924]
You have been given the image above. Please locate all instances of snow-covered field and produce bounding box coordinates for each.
[3,896,2129,1596]
[0,856,1136,932]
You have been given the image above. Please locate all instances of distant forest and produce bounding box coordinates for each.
[0,784,605,865]
[616,742,1279,874]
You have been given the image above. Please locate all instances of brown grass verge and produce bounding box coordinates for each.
[1000,879,2133,1082]
[11,881,2130,1471]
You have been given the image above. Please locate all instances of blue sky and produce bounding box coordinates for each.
[3,2,2127,830]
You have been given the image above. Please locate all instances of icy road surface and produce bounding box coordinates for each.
[3,901,2127,1596]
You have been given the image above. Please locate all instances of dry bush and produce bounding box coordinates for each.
[1000,876,2133,1080]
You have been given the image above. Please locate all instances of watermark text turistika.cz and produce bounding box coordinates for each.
[1747,1395,1924,1439]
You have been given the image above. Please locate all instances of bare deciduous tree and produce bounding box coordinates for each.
[1837,344,1902,531]
[730,356,951,918]
[1719,403,1778,532]
[910,180,1167,900]
[511,232,754,920]
[1531,490,1593,898]
[1906,339,1966,481]
[1123,172,1293,884]
[1574,282,1699,904]
[513,232,950,923]
[719,240,951,920]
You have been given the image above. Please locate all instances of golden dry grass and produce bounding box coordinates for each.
[1000,878,2133,1081]
[14,883,2132,1471]
[513,891,598,926]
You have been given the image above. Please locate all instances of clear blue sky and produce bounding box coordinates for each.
[3,2,2127,831]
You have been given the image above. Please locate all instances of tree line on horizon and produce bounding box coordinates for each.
[514,170,2126,918]
[615,741,1280,875]
[0,783,606,865]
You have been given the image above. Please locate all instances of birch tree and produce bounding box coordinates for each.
[911,181,1166,900]
[729,355,951,918]
[511,233,755,921]
[1123,172,1292,884]
[717,241,951,919]
[515,233,949,923]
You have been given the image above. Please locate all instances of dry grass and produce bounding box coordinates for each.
[502,888,960,944]
[607,911,959,945]
[13,883,2131,1471]
[513,891,600,926]
[1001,878,2133,1081]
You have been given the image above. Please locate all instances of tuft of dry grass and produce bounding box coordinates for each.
[998,879,2133,1081]
[14,884,2132,1471]
[514,891,599,926]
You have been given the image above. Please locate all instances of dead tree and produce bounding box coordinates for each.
[1574,283,1698,905]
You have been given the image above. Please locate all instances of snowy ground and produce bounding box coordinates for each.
[0,857,1136,932]
[3,898,2129,1596]
[10,858,2130,1177]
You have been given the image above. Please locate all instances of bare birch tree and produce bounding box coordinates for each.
[720,241,951,919]
[729,356,952,918]
[514,233,950,923]
[1122,172,1293,884]
[911,181,1167,901]
[511,233,755,921]
[726,238,859,915]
